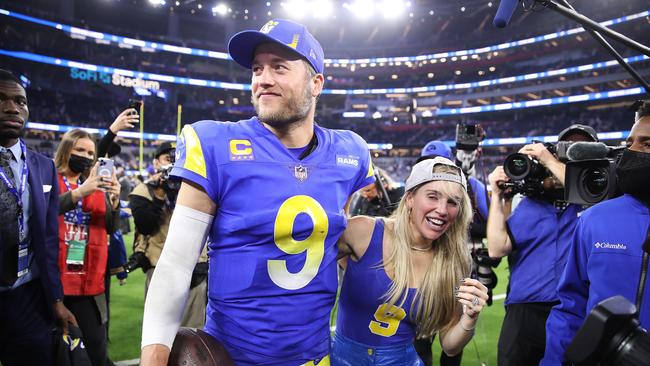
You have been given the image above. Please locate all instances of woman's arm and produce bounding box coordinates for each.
[337,215,376,261]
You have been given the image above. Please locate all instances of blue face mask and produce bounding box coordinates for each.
[616,149,650,205]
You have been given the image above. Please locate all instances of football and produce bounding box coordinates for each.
[168,328,235,366]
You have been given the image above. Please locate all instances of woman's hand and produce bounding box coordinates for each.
[455,277,489,319]
[109,108,140,134]
[74,162,103,200]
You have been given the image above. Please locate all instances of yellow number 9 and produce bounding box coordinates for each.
[268,195,329,290]
[369,303,407,337]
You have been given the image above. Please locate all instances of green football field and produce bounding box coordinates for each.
[108,229,509,365]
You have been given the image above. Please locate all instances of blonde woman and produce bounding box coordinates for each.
[333,157,489,365]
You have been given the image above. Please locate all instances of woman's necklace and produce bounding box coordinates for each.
[410,245,433,252]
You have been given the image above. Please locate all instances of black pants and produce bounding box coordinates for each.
[0,280,54,366]
[414,337,462,366]
[65,295,107,366]
[498,302,557,366]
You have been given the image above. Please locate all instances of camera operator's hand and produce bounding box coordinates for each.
[148,172,167,200]
[109,108,140,134]
[519,143,555,166]
[519,142,566,186]
[488,166,511,199]
[72,162,105,203]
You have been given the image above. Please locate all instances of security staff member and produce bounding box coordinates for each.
[541,103,650,365]
[487,124,598,366]
[129,142,208,328]
[0,69,77,365]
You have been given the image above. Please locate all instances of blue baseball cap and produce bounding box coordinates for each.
[421,140,453,159]
[228,19,325,74]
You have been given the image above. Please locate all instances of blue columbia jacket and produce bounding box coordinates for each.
[541,194,650,365]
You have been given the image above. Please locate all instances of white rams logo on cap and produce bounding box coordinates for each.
[260,20,279,34]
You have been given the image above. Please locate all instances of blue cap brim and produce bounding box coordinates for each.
[228,30,308,71]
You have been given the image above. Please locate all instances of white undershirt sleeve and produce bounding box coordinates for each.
[140,204,214,349]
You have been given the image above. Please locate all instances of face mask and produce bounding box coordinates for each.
[616,149,650,203]
[68,154,93,174]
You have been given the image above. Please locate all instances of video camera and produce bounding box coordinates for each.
[499,141,624,203]
[563,142,625,206]
[566,295,650,365]
[456,123,484,151]
[499,141,558,198]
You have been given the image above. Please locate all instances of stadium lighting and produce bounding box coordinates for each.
[372,111,382,119]
[343,0,375,20]
[281,0,309,19]
[212,3,228,16]
[148,0,166,6]
[312,0,334,19]
[380,0,406,19]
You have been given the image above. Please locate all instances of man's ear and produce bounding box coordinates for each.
[312,74,324,97]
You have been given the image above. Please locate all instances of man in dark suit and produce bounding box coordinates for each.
[0,69,77,365]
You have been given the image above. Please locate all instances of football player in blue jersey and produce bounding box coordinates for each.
[334,157,489,365]
[140,19,375,366]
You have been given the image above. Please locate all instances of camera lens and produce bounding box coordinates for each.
[504,153,531,180]
[582,168,608,197]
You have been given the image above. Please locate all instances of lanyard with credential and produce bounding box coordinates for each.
[61,175,84,225]
[0,141,30,277]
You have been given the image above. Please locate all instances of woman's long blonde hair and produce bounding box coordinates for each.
[54,129,96,176]
[383,164,473,338]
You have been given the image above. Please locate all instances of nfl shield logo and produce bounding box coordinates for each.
[294,165,308,182]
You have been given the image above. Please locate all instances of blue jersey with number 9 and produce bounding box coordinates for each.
[171,117,374,365]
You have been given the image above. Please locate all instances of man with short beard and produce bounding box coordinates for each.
[541,102,650,365]
[141,20,375,365]
[0,69,77,365]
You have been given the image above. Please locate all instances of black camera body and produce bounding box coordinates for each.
[563,143,624,206]
[565,159,619,205]
[456,123,484,151]
[124,251,152,273]
[471,248,501,306]
[566,295,650,366]
[501,151,552,198]
[148,165,180,193]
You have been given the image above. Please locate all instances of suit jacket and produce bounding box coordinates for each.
[26,147,64,305]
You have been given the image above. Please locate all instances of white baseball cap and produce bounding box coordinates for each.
[405,157,467,192]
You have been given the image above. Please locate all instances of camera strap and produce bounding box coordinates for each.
[634,223,650,315]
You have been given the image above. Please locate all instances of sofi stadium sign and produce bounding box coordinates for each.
[70,68,160,91]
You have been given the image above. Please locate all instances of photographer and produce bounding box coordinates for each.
[348,166,403,217]
[128,142,208,329]
[541,103,650,365]
[487,125,598,366]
